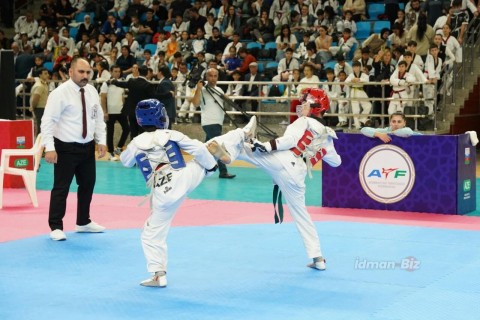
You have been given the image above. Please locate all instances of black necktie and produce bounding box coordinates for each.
[80,88,87,138]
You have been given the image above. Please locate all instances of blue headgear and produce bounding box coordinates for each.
[135,99,169,129]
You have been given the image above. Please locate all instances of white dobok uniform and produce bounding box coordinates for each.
[121,129,217,273]
[212,117,341,259]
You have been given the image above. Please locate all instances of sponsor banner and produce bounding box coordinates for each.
[322,133,476,214]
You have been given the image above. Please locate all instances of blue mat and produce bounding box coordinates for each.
[1,222,479,320]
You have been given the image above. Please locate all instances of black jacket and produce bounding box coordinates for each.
[111,77,155,116]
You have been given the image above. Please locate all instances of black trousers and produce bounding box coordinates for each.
[128,114,143,139]
[107,113,130,153]
[203,123,227,175]
[33,108,45,135]
[48,138,96,230]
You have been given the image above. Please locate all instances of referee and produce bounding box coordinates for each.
[41,57,107,241]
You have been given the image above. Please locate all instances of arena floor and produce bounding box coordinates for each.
[1,159,479,320]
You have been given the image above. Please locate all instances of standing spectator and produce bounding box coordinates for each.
[345,61,372,129]
[152,66,176,128]
[192,68,237,179]
[29,68,51,135]
[100,65,130,161]
[406,13,435,56]
[41,57,107,241]
[243,62,265,113]
[388,60,416,114]
[446,0,470,45]
[371,48,395,123]
[110,65,153,138]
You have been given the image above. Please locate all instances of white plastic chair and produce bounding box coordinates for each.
[0,134,43,209]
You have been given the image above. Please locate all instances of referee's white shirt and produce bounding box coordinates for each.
[41,79,107,152]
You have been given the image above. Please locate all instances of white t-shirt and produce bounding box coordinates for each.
[100,82,125,114]
[200,85,225,126]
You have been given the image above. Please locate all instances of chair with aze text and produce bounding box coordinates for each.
[0,134,43,209]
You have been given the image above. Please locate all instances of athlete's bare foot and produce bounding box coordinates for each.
[207,140,231,164]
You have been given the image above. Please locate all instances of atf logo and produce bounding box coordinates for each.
[359,145,416,203]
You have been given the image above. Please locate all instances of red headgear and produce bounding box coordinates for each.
[299,88,330,117]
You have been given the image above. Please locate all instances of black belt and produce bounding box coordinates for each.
[54,137,94,147]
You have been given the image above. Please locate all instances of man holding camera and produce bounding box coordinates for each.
[192,68,236,179]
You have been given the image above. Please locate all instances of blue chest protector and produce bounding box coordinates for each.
[164,140,186,169]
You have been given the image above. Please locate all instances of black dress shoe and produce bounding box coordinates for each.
[219,173,236,179]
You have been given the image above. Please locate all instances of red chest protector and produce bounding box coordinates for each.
[290,130,327,166]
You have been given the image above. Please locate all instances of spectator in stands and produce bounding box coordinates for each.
[371,48,395,120]
[116,45,136,75]
[362,28,390,57]
[165,34,179,62]
[76,33,90,56]
[399,40,424,70]
[442,23,462,63]
[221,5,241,39]
[206,27,229,61]
[329,28,357,60]
[278,47,300,74]
[55,0,76,25]
[200,0,216,18]
[222,32,242,63]
[395,9,406,30]
[151,0,168,29]
[321,68,339,126]
[154,30,168,56]
[109,0,129,21]
[361,112,421,141]
[53,45,72,72]
[204,13,220,39]
[124,0,148,25]
[406,13,435,56]
[385,0,400,30]
[338,10,357,36]
[167,0,192,25]
[18,33,33,54]
[342,0,366,22]
[171,14,189,40]
[129,15,141,38]
[77,14,97,42]
[388,23,407,51]
[236,47,257,75]
[70,0,86,14]
[314,26,332,64]
[388,60,416,114]
[154,50,169,71]
[108,32,122,54]
[291,5,315,43]
[14,11,38,42]
[137,9,158,46]
[60,28,75,56]
[225,46,242,76]
[251,10,275,44]
[188,8,207,38]
[405,0,422,32]
[345,61,372,129]
[333,54,353,77]
[242,62,265,112]
[217,0,231,24]
[423,44,442,115]
[40,0,57,28]
[297,64,320,94]
[178,30,193,60]
[95,60,111,82]
[270,0,291,29]
[323,6,342,41]
[105,46,119,67]
[142,49,157,73]
[300,43,323,77]
[433,33,455,67]
[95,33,112,56]
[187,27,208,64]
[357,47,373,69]
[122,31,140,54]
[446,0,469,45]
[33,19,49,51]
[102,13,125,39]
[276,24,298,62]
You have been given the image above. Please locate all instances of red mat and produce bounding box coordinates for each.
[2,189,480,242]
